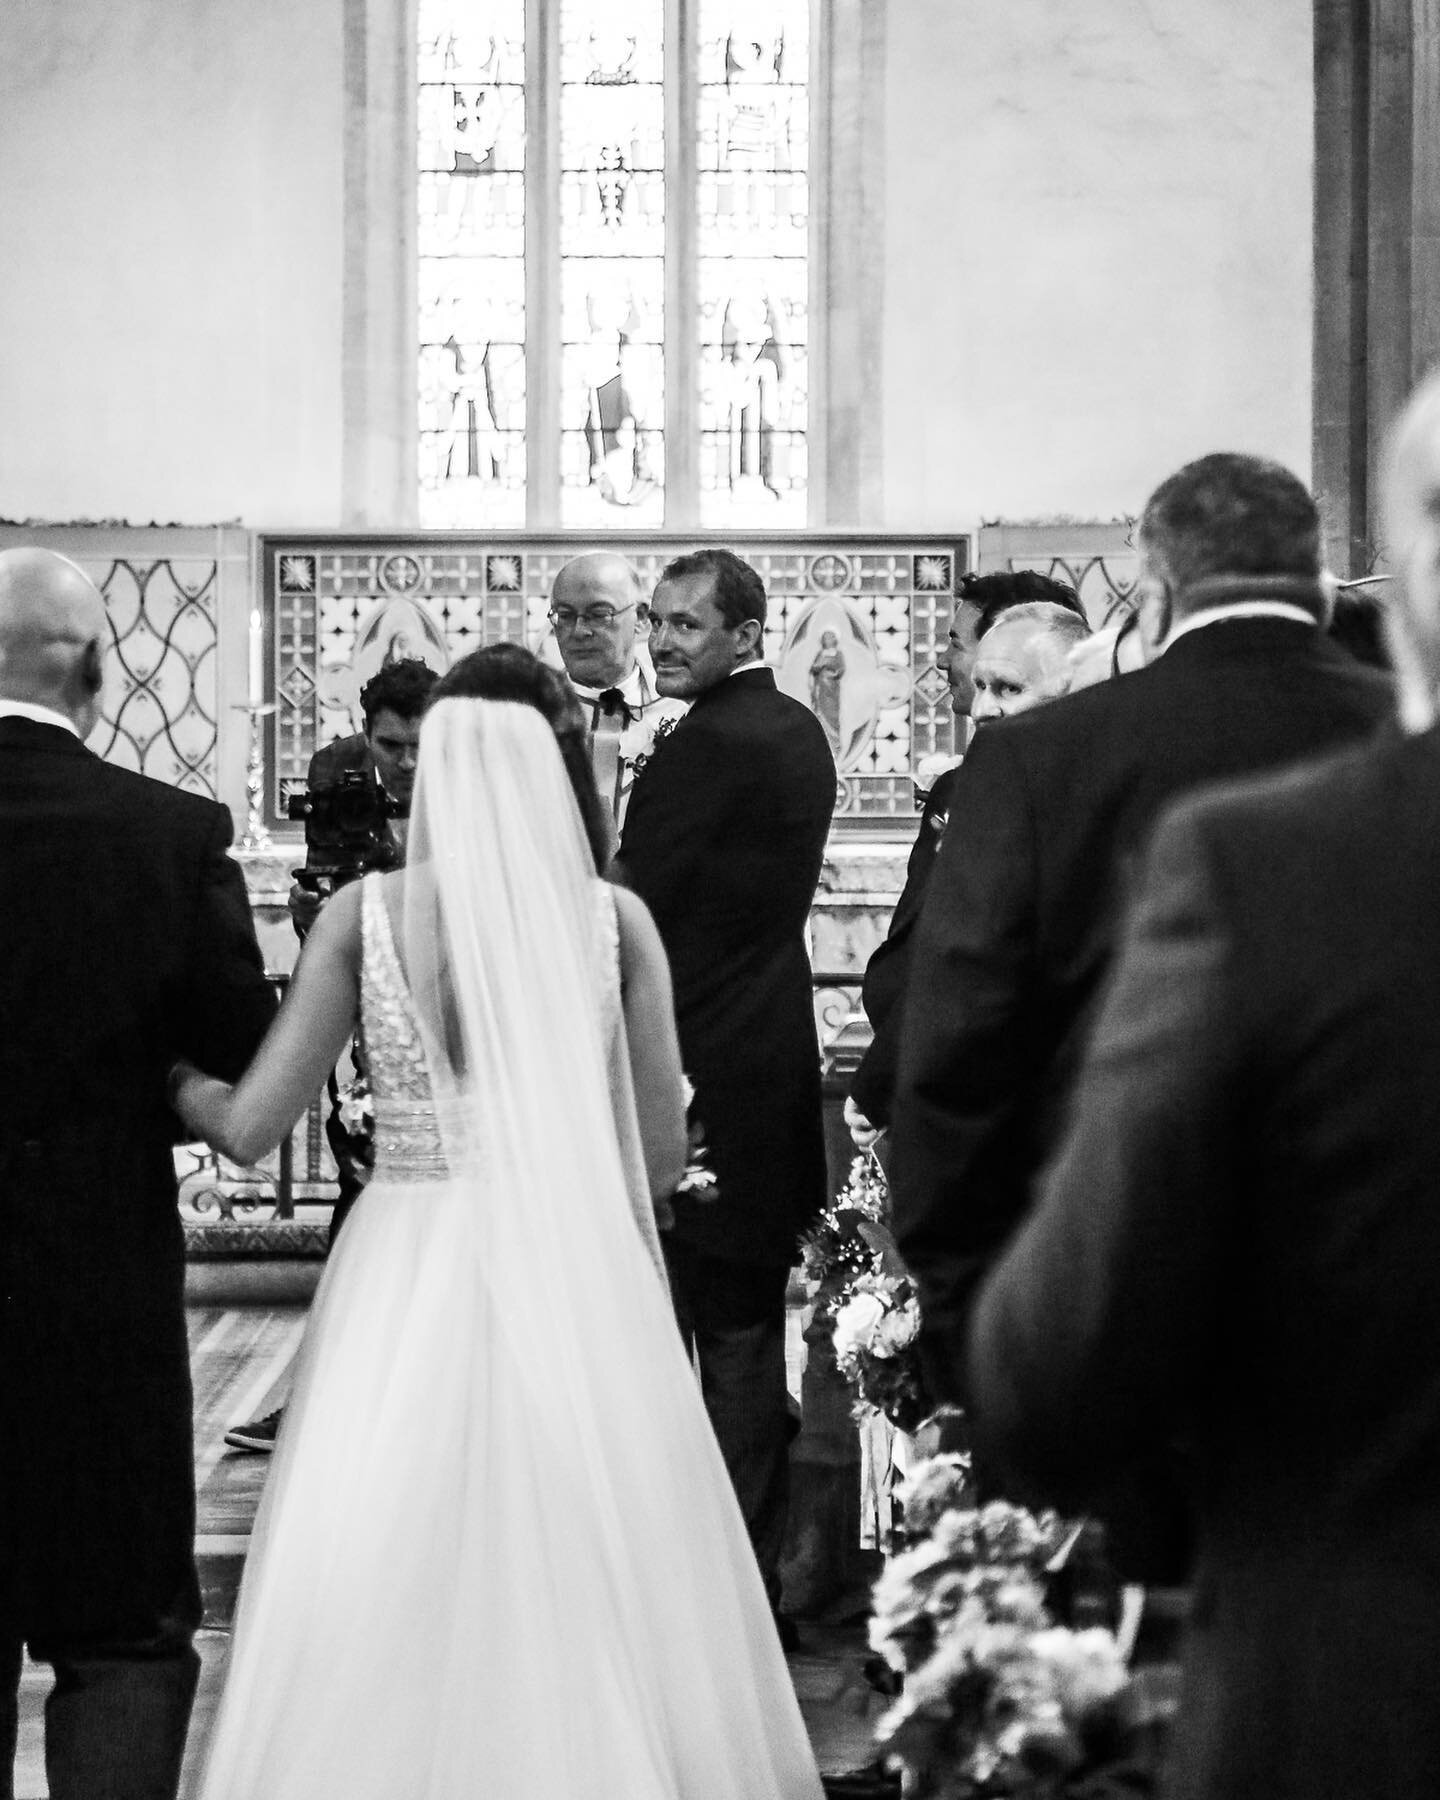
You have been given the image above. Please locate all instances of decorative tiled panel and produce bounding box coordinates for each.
[977,522,1137,626]
[89,559,221,796]
[261,533,969,828]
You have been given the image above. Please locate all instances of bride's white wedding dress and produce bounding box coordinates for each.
[199,868,823,1799]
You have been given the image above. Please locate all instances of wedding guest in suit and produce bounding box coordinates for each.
[0,548,276,1799]
[613,547,835,1640]
[965,375,1440,1800]
[847,579,1087,1142]
[544,551,683,843]
[889,454,1392,1572]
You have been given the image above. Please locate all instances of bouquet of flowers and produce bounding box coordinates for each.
[799,1150,892,1300]
[832,1271,930,1434]
[334,1072,375,1168]
[802,1152,932,1434]
[619,709,683,781]
[870,1485,1134,1798]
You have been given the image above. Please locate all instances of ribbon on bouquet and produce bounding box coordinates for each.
[859,1410,922,1550]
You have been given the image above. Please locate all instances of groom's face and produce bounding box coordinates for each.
[650,573,758,699]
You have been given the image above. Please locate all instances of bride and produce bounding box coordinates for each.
[171,645,824,1800]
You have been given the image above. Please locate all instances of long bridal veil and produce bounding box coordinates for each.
[391,699,823,1799]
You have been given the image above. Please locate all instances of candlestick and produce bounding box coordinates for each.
[249,608,263,706]
[232,700,276,853]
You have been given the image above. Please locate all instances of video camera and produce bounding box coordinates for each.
[287,771,403,895]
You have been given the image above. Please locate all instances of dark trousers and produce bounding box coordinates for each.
[1,1619,198,1800]
[664,1239,795,1610]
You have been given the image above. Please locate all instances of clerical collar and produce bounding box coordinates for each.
[0,698,81,738]
[571,662,654,708]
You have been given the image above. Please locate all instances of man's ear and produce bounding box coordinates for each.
[81,638,105,696]
[1136,579,1172,654]
[735,617,763,662]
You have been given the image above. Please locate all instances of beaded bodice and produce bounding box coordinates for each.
[357,874,621,1186]
[359,877,449,1182]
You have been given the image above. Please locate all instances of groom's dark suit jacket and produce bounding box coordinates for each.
[0,718,276,1642]
[891,616,1393,1409]
[616,668,836,1266]
[849,763,961,1128]
[969,722,1440,1800]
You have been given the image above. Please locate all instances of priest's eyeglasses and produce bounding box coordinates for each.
[548,602,638,632]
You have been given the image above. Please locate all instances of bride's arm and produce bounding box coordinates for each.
[613,887,688,1203]
[170,879,365,1166]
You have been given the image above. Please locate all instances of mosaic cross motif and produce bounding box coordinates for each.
[262,534,968,827]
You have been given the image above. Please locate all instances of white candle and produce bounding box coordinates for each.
[249,608,263,705]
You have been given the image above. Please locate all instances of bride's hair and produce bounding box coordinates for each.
[428,643,609,868]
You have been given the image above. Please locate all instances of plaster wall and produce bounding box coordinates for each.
[0,0,344,526]
[0,0,1313,532]
[881,0,1314,525]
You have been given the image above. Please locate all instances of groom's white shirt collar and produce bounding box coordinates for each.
[727,660,768,679]
[0,698,81,738]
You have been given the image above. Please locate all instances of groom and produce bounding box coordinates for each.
[0,548,277,1798]
[614,547,835,1634]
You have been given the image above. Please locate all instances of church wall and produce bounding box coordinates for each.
[0,0,1313,533]
[879,0,1315,525]
[0,0,345,527]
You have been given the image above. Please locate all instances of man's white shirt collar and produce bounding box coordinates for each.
[1163,601,1319,653]
[0,699,81,738]
[727,660,768,678]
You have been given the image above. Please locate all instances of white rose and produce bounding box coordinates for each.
[872,1297,921,1356]
[1028,1627,1128,1716]
[833,1290,887,1360]
[617,717,657,765]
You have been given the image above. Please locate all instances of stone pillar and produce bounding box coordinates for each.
[1313,0,1440,575]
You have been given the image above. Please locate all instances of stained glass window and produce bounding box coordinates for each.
[698,0,808,527]
[417,0,810,529]
[560,0,666,527]
[418,0,527,527]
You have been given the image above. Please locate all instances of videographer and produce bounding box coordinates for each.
[286,657,437,935]
[224,657,437,1454]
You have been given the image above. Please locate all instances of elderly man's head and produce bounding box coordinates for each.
[969,601,1091,723]
[1134,453,1323,652]
[0,548,109,739]
[946,571,1086,716]
[1384,372,1440,729]
[548,551,646,689]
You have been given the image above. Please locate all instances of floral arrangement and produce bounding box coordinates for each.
[833,1272,930,1434]
[801,1152,932,1433]
[666,1073,717,1207]
[799,1150,892,1297]
[870,1480,1135,1798]
[619,707,684,780]
[334,1073,375,1168]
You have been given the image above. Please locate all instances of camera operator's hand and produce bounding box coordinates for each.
[288,878,325,939]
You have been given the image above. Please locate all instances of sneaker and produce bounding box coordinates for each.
[223,1407,284,1453]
